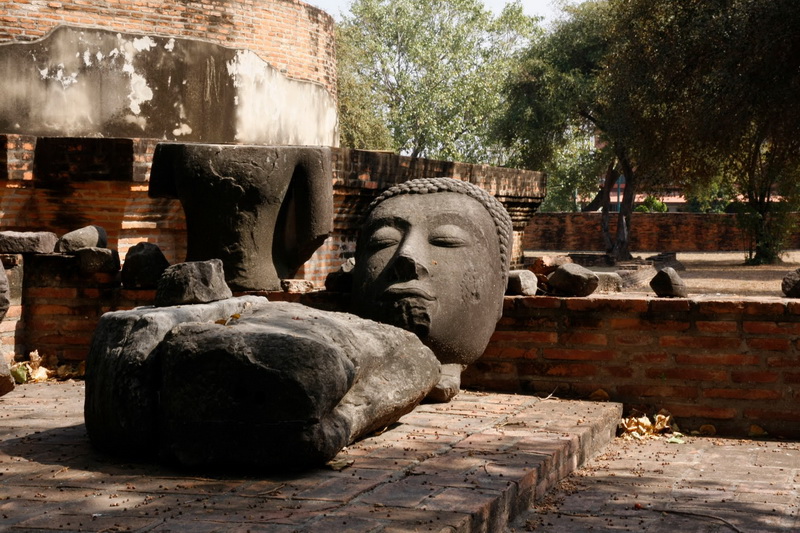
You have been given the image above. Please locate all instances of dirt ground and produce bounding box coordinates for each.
[658,251,800,297]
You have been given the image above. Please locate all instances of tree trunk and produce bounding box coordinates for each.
[598,161,619,253]
[610,152,636,261]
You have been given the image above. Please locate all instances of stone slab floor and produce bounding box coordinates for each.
[0,381,621,532]
[507,434,800,532]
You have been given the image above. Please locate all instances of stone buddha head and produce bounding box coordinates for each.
[352,177,512,366]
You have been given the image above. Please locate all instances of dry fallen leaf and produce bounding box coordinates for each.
[619,411,676,440]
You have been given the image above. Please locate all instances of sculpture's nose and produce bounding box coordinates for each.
[388,253,429,282]
[386,229,430,282]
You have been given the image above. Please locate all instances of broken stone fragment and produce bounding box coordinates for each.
[149,143,334,291]
[0,357,14,397]
[121,242,170,289]
[547,263,599,297]
[782,268,800,298]
[0,264,9,321]
[506,270,539,296]
[155,259,232,307]
[425,363,463,403]
[75,247,120,273]
[55,225,108,253]
[650,267,688,298]
[596,272,623,293]
[0,231,58,254]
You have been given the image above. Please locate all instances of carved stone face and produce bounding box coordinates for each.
[353,192,506,365]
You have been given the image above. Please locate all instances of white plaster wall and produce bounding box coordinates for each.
[0,26,339,146]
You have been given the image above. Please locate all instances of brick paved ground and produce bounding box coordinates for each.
[0,381,620,532]
[508,434,800,532]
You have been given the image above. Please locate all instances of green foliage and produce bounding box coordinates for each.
[538,127,608,212]
[684,180,736,214]
[728,202,798,264]
[498,1,640,259]
[337,0,538,164]
[336,27,395,151]
[634,196,667,213]
[603,0,800,263]
[497,1,615,171]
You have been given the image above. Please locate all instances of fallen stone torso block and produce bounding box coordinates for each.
[85,299,440,470]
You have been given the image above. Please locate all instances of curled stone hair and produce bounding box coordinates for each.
[367,177,513,276]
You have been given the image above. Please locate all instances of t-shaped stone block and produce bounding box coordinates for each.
[150,143,333,291]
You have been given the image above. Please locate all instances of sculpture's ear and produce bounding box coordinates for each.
[273,148,334,278]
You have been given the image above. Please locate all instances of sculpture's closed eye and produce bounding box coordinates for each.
[429,224,471,248]
[367,226,402,250]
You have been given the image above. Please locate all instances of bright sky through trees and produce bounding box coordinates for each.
[308,0,563,24]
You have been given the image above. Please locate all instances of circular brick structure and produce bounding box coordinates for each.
[0,0,336,94]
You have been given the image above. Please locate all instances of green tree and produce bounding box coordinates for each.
[604,0,800,263]
[537,126,607,212]
[336,26,395,151]
[634,196,668,213]
[337,0,538,164]
[497,1,643,260]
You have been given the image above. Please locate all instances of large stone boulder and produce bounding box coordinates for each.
[55,225,108,253]
[0,231,58,254]
[85,296,270,457]
[75,247,120,273]
[158,302,440,469]
[121,242,170,289]
[548,263,599,297]
[155,260,232,307]
[85,299,440,470]
[506,270,539,296]
[650,267,688,298]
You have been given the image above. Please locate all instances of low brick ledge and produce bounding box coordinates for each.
[465,293,800,439]
[0,383,621,532]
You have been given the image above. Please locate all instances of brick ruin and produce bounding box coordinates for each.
[0,133,546,365]
[526,212,800,252]
[1,0,797,440]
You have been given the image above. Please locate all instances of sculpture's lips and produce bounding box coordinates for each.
[382,284,435,301]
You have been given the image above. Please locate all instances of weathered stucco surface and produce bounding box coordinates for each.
[0,26,338,146]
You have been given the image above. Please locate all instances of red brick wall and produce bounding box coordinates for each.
[2,139,545,284]
[1,135,186,265]
[21,276,154,365]
[0,0,336,94]
[525,212,800,251]
[463,295,800,438]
